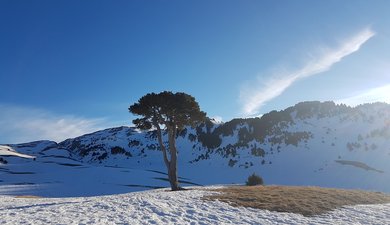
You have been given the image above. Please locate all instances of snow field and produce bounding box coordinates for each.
[0,186,389,225]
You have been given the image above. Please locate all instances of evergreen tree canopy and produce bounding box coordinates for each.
[129,91,206,190]
[129,91,206,131]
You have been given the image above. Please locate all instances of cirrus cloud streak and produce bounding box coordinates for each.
[240,27,375,116]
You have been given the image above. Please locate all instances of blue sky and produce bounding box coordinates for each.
[1,0,390,143]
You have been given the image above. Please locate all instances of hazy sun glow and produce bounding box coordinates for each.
[336,84,390,106]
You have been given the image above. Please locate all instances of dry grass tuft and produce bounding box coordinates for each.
[204,185,390,216]
[14,195,42,199]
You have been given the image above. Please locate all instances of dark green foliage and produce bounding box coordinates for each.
[260,110,292,126]
[146,144,158,150]
[148,130,158,139]
[204,118,215,132]
[246,173,264,186]
[238,127,251,144]
[214,119,246,136]
[178,128,187,138]
[111,146,126,154]
[70,140,82,151]
[286,101,351,119]
[126,129,134,136]
[108,126,126,135]
[190,152,211,163]
[129,91,206,130]
[241,161,254,168]
[79,148,91,157]
[197,132,222,149]
[284,132,312,146]
[197,102,334,149]
[97,152,108,160]
[128,140,141,147]
[370,125,390,138]
[250,112,292,142]
[195,118,222,148]
[111,146,132,156]
[228,159,238,167]
[188,133,197,142]
[79,145,106,157]
[222,144,237,158]
[346,142,361,151]
[251,148,265,157]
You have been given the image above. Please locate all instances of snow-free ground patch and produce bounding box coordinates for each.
[204,185,390,216]
[0,186,389,225]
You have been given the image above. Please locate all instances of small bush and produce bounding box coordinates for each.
[246,173,264,186]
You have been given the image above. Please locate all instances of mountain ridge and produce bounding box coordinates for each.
[1,101,390,196]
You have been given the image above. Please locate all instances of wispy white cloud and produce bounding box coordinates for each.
[240,27,375,116]
[0,104,108,144]
[336,84,390,106]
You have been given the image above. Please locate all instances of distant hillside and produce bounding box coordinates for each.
[1,101,390,196]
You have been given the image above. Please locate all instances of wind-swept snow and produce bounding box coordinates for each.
[0,187,389,225]
[0,145,35,159]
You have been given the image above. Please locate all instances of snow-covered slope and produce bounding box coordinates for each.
[0,141,176,197]
[0,187,389,225]
[1,101,390,197]
[0,145,35,159]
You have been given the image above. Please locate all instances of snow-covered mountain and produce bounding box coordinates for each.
[1,101,390,197]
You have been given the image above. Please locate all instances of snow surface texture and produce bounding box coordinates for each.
[0,187,389,225]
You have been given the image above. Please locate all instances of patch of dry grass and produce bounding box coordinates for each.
[14,195,41,199]
[204,185,390,216]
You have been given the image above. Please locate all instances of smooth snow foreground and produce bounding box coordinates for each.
[0,187,389,225]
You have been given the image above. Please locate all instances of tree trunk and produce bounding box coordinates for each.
[167,125,180,191]
[155,124,170,169]
[167,159,179,190]
[155,123,181,191]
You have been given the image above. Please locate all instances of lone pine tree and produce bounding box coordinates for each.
[129,91,206,191]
